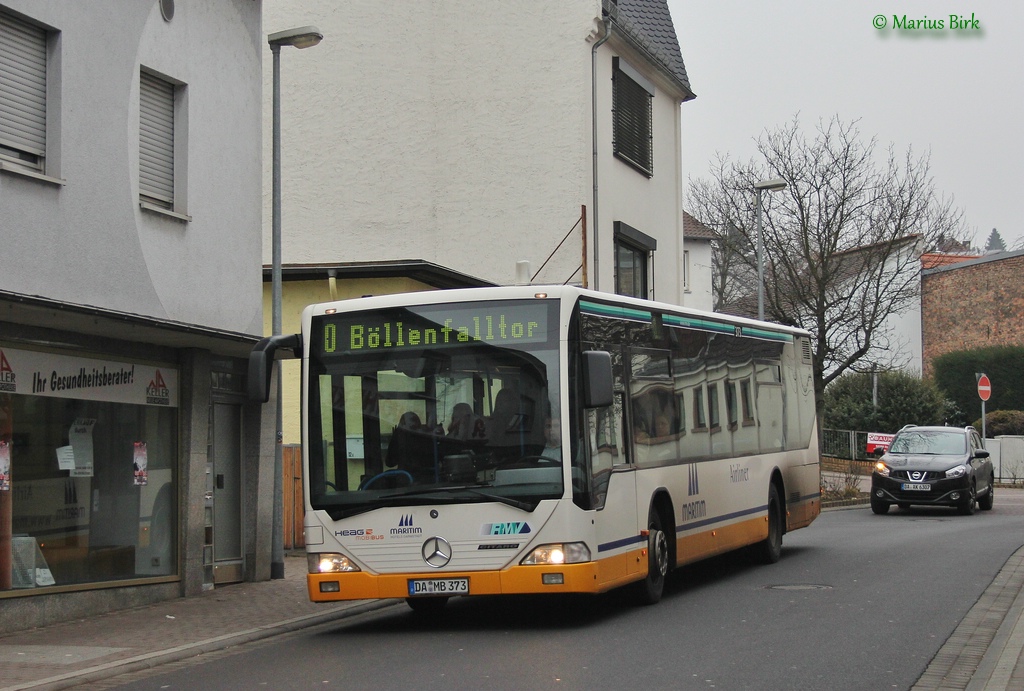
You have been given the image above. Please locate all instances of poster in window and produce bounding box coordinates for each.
[133,442,148,486]
[69,418,96,477]
[0,439,10,491]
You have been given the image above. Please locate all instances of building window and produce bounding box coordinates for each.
[614,221,657,299]
[725,381,738,430]
[1,346,179,592]
[612,57,653,177]
[0,9,47,174]
[739,379,754,425]
[692,387,706,431]
[139,69,188,219]
[707,383,720,431]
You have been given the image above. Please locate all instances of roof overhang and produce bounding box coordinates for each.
[0,290,259,359]
[262,259,497,290]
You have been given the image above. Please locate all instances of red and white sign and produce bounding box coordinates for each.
[866,432,895,454]
[977,374,992,402]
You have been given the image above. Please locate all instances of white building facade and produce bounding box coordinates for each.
[263,0,697,303]
[0,0,269,632]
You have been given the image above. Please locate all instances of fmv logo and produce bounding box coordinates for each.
[0,351,15,392]
[146,370,170,405]
[482,521,531,536]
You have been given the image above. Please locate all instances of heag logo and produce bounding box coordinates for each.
[146,370,170,405]
[335,528,383,541]
[0,351,15,392]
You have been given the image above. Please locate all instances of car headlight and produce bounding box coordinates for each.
[874,461,890,477]
[308,552,361,574]
[945,464,969,479]
[521,542,591,565]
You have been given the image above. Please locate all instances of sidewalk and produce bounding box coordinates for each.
[0,553,394,691]
[1,540,1023,691]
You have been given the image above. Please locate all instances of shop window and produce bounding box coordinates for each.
[1,348,178,592]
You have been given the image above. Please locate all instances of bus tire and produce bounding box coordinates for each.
[631,506,669,605]
[406,596,449,615]
[755,484,783,564]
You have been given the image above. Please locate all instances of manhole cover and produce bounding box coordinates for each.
[763,584,833,591]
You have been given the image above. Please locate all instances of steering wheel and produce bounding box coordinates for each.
[358,469,415,490]
[495,455,562,470]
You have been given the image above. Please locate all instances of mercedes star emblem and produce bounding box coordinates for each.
[422,536,453,568]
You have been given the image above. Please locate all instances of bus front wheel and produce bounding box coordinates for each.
[406,596,449,615]
[632,507,669,605]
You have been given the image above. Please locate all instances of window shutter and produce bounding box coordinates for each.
[139,71,174,206]
[0,10,47,163]
[612,59,653,177]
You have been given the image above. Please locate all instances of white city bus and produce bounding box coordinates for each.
[250,285,820,612]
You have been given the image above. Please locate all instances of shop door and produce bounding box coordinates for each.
[212,402,243,584]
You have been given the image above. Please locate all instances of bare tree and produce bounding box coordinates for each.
[687,115,964,416]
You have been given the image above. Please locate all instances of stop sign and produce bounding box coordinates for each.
[978,374,992,401]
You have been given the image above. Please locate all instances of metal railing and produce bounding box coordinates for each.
[821,428,874,461]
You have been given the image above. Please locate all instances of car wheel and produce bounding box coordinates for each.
[957,483,977,515]
[978,481,994,511]
[871,496,890,515]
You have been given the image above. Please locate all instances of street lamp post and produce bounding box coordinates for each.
[753,178,787,321]
[268,25,322,580]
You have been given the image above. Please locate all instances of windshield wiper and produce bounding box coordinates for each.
[382,485,534,511]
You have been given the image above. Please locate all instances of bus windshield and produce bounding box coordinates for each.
[307,298,562,518]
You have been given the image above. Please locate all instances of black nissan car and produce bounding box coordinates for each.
[870,425,994,515]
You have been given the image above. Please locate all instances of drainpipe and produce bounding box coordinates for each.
[327,269,338,301]
[591,15,612,291]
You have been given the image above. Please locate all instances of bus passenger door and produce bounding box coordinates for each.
[588,391,640,587]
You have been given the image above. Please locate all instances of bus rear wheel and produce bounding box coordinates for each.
[754,484,783,564]
[631,507,669,605]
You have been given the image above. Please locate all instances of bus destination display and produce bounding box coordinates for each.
[316,301,551,356]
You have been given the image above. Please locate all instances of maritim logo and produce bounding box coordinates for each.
[390,514,422,538]
[146,370,170,405]
[687,464,700,496]
[0,351,15,392]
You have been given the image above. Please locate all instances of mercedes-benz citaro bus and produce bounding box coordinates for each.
[249,285,820,614]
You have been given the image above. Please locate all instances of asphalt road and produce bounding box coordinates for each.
[106,489,1024,691]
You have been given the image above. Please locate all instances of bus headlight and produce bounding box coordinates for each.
[521,542,591,565]
[308,553,360,574]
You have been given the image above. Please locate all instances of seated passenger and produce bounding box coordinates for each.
[541,416,562,461]
[447,402,485,440]
[385,411,437,481]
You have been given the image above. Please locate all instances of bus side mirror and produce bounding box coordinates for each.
[582,350,613,408]
[248,334,302,403]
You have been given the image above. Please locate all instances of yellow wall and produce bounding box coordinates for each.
[261,277,438,444]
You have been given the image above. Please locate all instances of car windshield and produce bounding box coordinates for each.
[305,298,563,518]
[889,430,966,455]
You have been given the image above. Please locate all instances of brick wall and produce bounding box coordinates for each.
[922,252,1024,377]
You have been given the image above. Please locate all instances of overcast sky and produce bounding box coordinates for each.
[669,0,1023,250]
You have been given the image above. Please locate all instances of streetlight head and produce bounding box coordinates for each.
[754,178,787,192]
[268,25,323,49]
